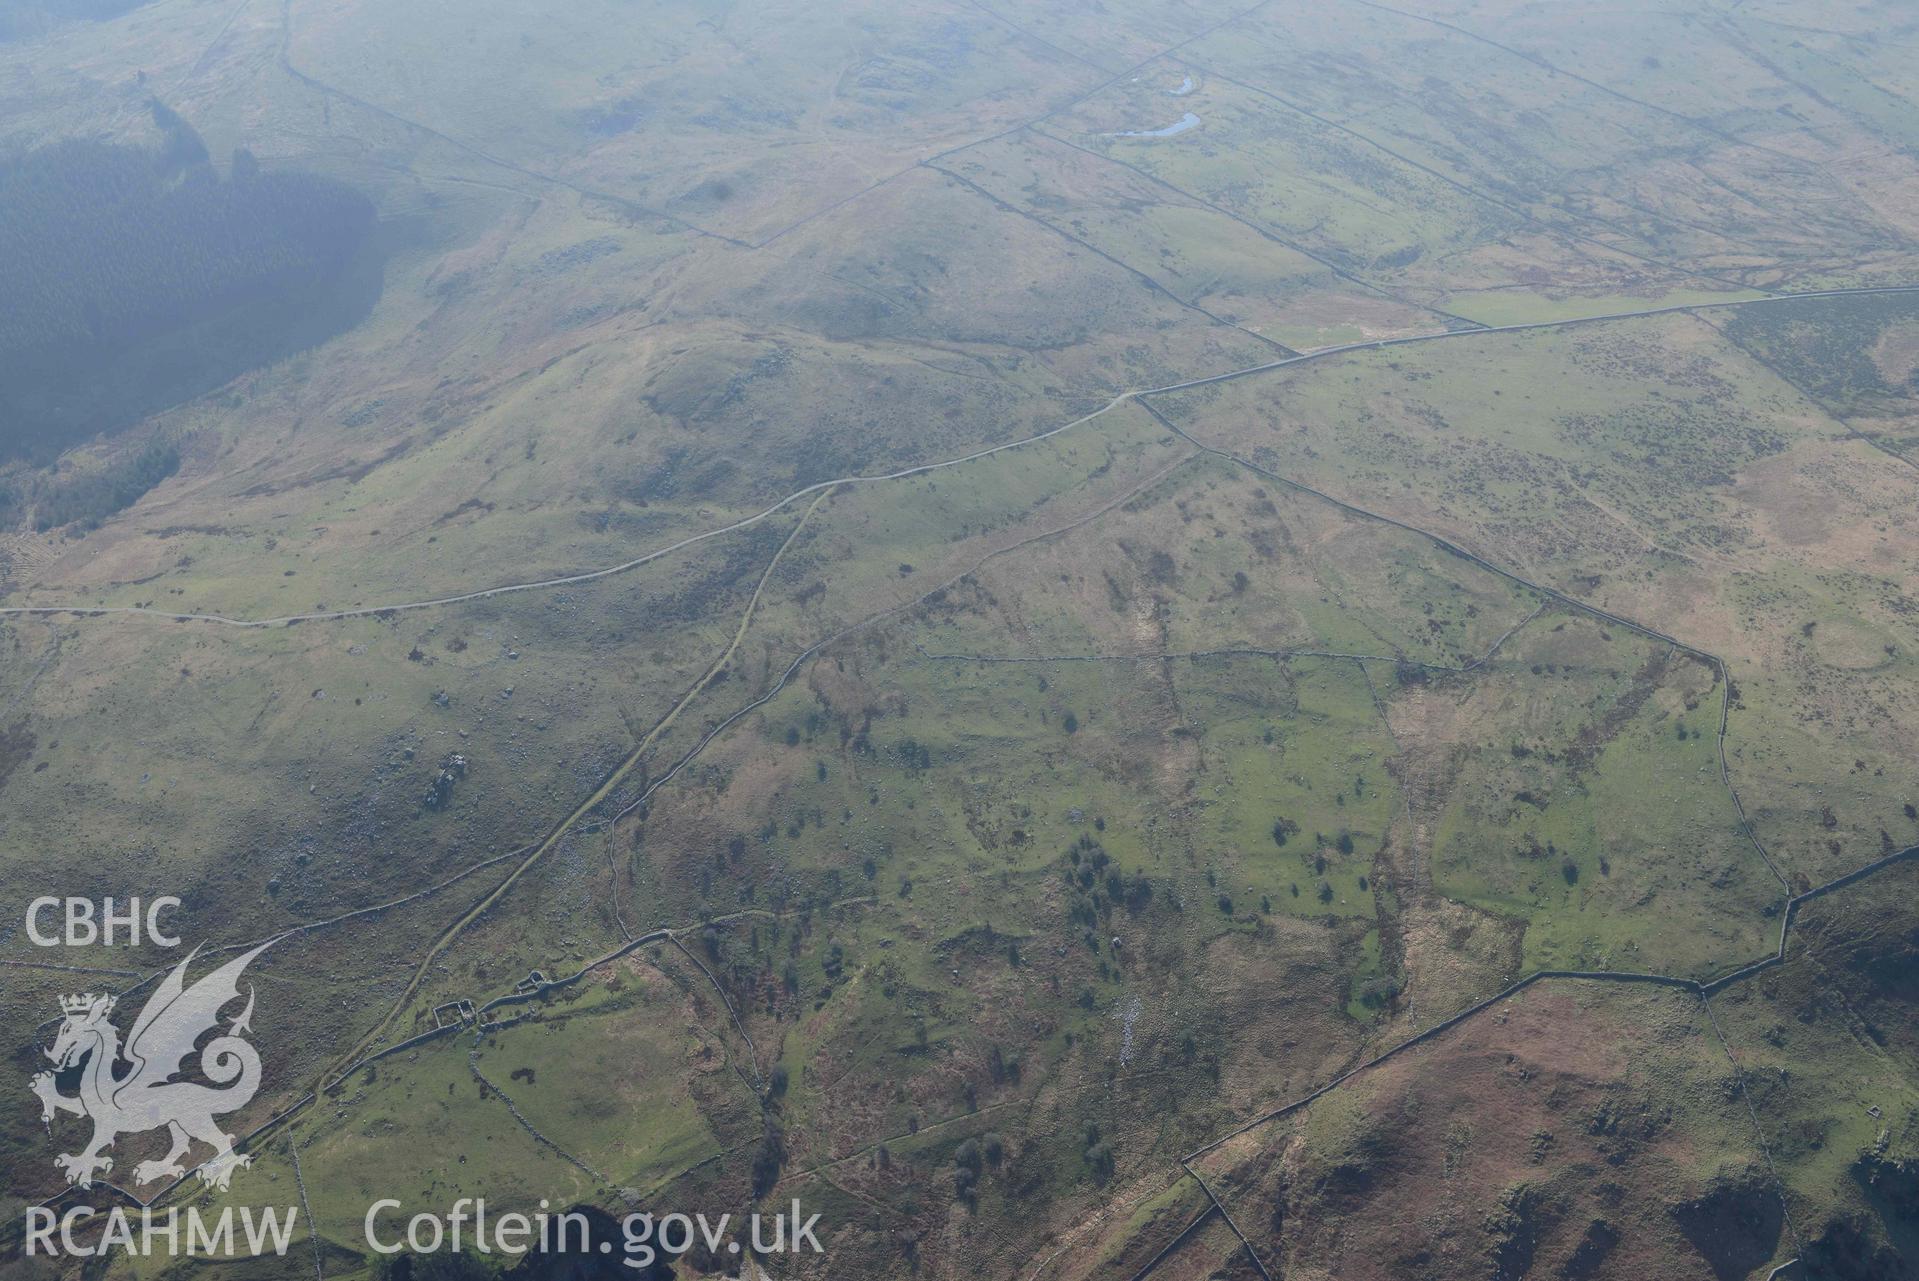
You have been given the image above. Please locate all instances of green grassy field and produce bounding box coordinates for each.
[5,0,1919,1276]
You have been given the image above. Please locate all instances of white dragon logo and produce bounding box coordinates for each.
[31,942,270,1192]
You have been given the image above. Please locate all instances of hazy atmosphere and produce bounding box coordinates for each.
[2,1,1918,1278]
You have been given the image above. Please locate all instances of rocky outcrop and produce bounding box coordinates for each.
[1669,1172,1783,1281]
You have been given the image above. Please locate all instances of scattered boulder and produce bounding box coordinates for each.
[1486,1183,1552,1281]
[423,752,469,808]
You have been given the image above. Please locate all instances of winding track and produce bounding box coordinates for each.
[322,487,838,1080]
[12,288,1919,1277]
[10,13,1917,1271]
[2,286,1912,631]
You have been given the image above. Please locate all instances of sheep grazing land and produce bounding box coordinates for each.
[2,1,1917,1277]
